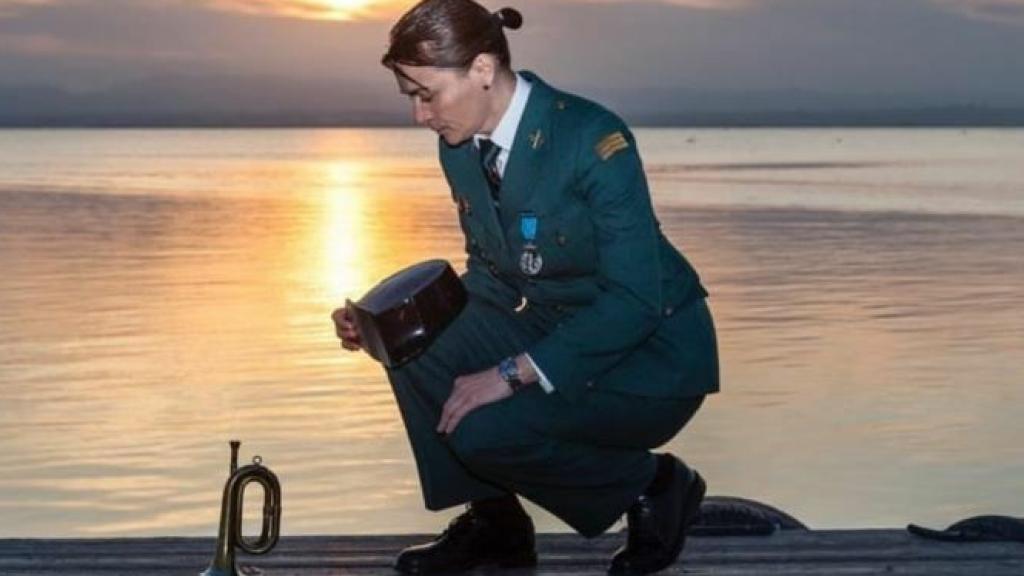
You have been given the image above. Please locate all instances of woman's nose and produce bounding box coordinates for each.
[413,99,432,125]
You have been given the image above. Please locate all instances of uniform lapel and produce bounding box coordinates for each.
[451,140,507,257]
[498,71,555,228]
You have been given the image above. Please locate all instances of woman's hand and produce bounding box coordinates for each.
[330,304,363,352]
[437,366,511,435]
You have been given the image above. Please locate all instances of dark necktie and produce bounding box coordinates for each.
[478,138,502,205]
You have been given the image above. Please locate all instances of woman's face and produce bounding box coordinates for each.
[393,59,493,146]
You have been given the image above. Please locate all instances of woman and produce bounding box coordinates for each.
[332,1,719,574]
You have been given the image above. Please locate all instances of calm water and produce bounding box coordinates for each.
[0,128,1022,538]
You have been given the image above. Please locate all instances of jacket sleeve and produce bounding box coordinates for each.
[525,115,663,403]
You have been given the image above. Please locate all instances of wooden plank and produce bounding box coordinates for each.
[3,531,1020,560]
[3,561,1024,576]
[1,531,1022,575]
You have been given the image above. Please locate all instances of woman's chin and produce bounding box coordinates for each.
[439,129,468,146]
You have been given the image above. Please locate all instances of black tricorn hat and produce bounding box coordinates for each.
[347,259,467,368]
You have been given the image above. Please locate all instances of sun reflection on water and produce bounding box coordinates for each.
[318,160,372,301]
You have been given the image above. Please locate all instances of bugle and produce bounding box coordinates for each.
[201,440,282,576]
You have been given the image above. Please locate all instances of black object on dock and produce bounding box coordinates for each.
[908,515,1024,543]
[2,529,1024,575]
[691,495,808,536]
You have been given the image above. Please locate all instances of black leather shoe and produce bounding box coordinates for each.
[394,500,537,574]
[608,456,706,575]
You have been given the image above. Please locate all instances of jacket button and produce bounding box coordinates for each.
[488,263,498,274]
[586,381,594,388]
[556,233,567,246]
[663,306,674,317]
[470,237,478,247]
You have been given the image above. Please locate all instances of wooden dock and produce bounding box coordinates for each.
[2,530,1022,575]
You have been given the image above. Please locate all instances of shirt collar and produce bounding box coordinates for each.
[474,72,532,151]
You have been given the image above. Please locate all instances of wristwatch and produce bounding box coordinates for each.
[498,356,526,393]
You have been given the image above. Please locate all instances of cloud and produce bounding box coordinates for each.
[660,0,754,7]
[0,0,1022,110]
[0,0,398,91]
[0,0,55,6]
[201,0,405,21]
[203,0,755,22]
[0,32,65,54]
[932,0,1024,24]
[0,0,763,27]
[569,0,753,9]
[0,0,404,22]
[0,1,233,64]
[0,0,55,18]
[0,28,199,62]
[203,0,756,22]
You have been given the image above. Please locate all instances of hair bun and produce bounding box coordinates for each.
[494,7,523,30]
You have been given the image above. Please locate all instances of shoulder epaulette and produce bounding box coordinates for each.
[595,131,629,161]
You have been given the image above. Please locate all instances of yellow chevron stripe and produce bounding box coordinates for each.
[596,133,627,155]
[595,131,629,161]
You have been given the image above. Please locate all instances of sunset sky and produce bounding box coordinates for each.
[1,0,1023,120]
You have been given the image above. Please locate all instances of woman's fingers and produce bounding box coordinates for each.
[438,369,510,435]
[440,404,466,435]
[331,305,363,349]
[439,386,472,434]
[341,330,362,348]
[438,396,456,433]
[330,307,348,326]
[444,405,472,435]
[340,326,361,342]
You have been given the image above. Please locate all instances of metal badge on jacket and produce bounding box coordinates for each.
[518,211,543,276]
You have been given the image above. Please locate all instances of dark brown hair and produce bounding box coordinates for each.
[381,0,523,71]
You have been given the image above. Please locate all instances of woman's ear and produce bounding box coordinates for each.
[469,53,497,90]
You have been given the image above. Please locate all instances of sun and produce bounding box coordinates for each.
[318,0,384,20]
[209,0,402,22]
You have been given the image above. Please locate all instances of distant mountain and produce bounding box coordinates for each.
[583,84,1024,126]
[2,75,1023,127]
[0,74,407,127]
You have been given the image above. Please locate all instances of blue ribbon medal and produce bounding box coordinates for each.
[518,211,544,276]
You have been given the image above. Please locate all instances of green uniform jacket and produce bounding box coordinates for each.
[439,71,719,404]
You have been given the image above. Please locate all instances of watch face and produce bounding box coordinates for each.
[499,357,515,377]
[499,357,523,391]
